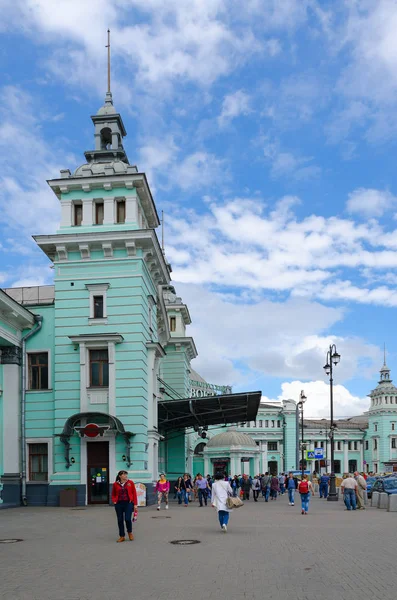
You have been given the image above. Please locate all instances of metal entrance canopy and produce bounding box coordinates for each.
[158,391,261,432]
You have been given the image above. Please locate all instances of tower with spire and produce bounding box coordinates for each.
[366,347,397,473]
[29,33,198,501]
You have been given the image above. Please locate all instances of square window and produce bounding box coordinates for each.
[268,442,278,451]
[89,349,109,387]
[28,353,49,390]
[93,295,104,319]
[170,316,176,332]
[354,441,358,450]
[259,420,263,428]
[29,443,48,481]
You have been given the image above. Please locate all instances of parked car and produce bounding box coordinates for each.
[371,477,397,495]
[366,476,379,499]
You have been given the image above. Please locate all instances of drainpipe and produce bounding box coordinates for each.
[21,315,43,506]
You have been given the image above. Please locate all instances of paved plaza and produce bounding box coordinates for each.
[0,494,396,600]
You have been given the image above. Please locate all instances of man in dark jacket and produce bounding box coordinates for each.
[260,472,271,502]
[241,475,251,500]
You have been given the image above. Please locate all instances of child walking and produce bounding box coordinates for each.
[155,473,170,510]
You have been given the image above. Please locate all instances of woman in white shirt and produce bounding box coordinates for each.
[211,472,233,532]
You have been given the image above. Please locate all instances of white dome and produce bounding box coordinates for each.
[207,429,257,448]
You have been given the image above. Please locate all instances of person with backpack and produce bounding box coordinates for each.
[298,474,314,515]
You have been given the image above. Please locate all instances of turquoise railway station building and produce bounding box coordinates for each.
[1,89,397,508]
[0,89,260,507]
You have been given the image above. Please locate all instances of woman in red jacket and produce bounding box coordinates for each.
[111,470,138,542]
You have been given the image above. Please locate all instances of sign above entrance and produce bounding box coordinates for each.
[74,423,110,438]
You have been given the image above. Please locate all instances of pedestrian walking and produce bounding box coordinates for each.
[319,473,330,499]
[111,470,138,542]
[287,472,298,505]
[261,472,271,501]
[211,472,233,532]
[278,473,286,494]
[155,473,170,510]
[297,474,314,515]
[341,474,358,511]
[252,475,261,501]
[354,471,367,509]
[175,476,184,505]
[270,474,280,500]
[195,473,210,506]
[182,473,192,506]
[241,475,251,500]
[231,475,240,497]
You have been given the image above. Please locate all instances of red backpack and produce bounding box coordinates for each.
[299,480,309,494]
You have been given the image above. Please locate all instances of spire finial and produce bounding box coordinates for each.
[106,29,111,94]
[384,342,387,366]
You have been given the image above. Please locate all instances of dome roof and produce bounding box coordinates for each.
[207,429,257,448]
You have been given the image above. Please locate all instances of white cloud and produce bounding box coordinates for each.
[163,192,397,307]
[276,380,370,418]
[218,90,251,126]
[181,282,380,401]
[346,188,397,217]
[0,86,62,234]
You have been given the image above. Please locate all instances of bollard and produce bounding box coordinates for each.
[371,491,379,507]
[387,494,397,512]
[378,492,388,509]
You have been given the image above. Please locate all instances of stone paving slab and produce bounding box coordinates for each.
[0,494,396,600]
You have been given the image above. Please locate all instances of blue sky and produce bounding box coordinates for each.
[2,0,397,417]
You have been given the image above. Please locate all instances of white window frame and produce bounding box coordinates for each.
[26,349,52,391]
[26,437,53,482]
[86,283,109,324]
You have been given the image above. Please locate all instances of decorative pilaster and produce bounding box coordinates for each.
[343,440,349,473]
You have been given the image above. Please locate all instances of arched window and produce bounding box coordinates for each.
[100,127,112,150]
[194,442,206,455]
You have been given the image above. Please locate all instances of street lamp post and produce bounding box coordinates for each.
[323,344,341,502]
[298,390,307,479]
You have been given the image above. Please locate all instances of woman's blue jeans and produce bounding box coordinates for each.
[115,501,133,537]
[300,492,310,513]
[218,510,230,528]
[288,488,295,503]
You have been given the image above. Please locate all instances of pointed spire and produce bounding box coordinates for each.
[106,28,111,95]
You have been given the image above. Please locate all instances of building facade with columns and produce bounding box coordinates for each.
[190,361,397,478]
